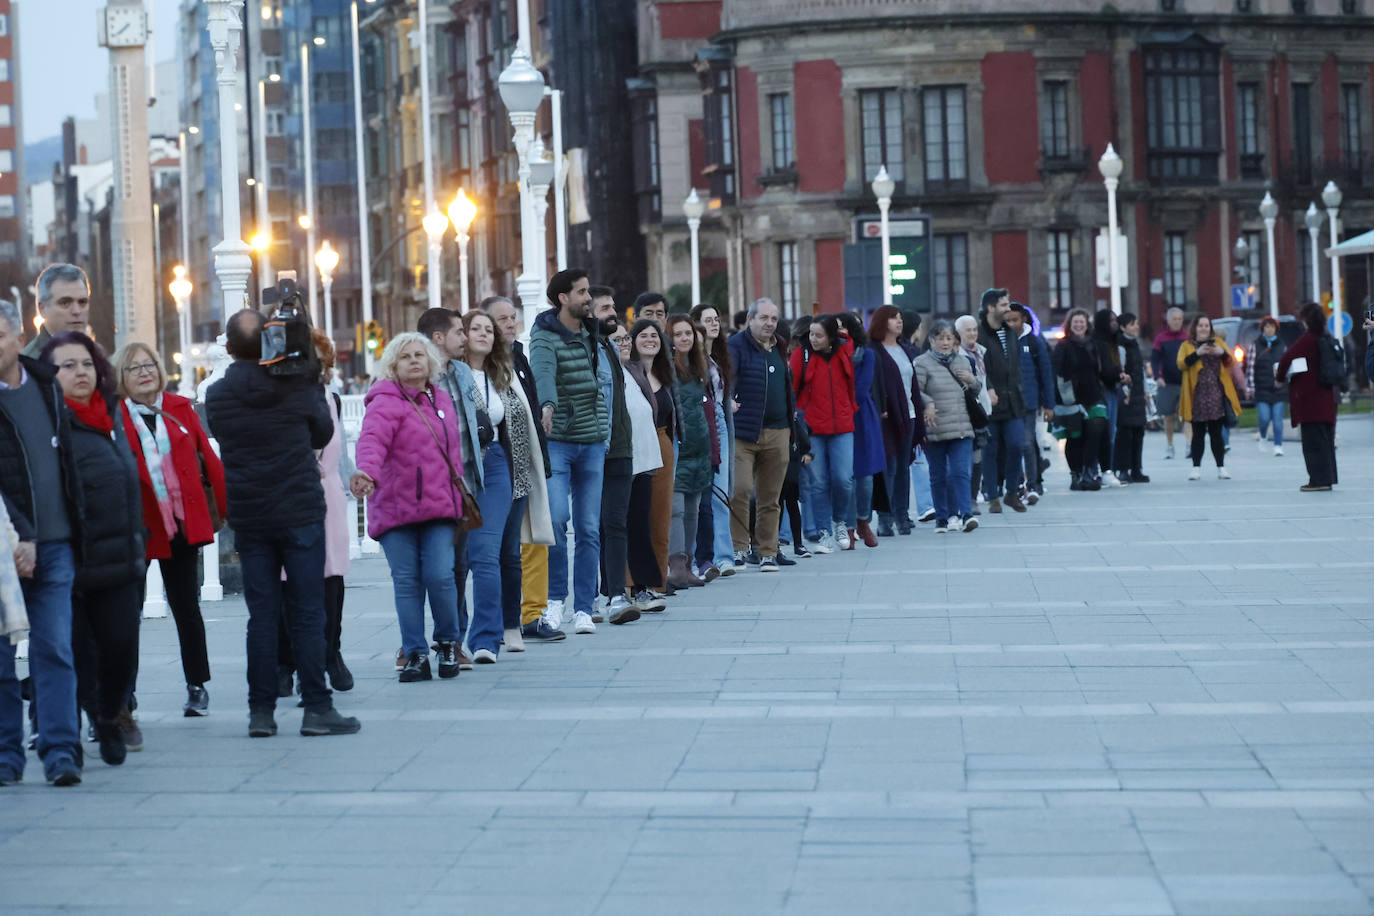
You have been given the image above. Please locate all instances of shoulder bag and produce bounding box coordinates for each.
[942,361,989,430]
[405,393,483,532]
[146,403,226,534]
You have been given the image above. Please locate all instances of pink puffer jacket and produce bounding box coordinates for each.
[355,380,464,538]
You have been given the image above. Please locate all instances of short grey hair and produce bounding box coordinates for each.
[927,319,957,342]
[0,298,18,334]
[35,263,89,304]
[954,314,979,333]
[1165,306,1184,319]
[374,331,445,384]
[747,297,778,321]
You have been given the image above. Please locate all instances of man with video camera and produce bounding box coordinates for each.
[206,305,360,739]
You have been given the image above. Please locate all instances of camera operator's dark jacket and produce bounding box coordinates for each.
[206,359,333,531]
[0,356,84,546]
[977,314,1025,420]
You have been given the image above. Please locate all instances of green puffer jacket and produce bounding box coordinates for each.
[529,307,609,445]
[674,374,712,494]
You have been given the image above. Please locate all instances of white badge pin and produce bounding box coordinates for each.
[437,410,445,419]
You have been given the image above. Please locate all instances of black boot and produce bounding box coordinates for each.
[95,719,126,766]
[1070,473,1084,491]
[327,654,354,692]
[276,667,294,698]
[300,706,361,736]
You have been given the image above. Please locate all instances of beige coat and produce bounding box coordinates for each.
[509,376,555,546]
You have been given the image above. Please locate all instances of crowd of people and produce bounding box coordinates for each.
[0,261,1352,786]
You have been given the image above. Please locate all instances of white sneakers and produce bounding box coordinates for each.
[1218,468,1231,479]
[949,516,964,532]
[807,533,836,554]
[472,648,497,664]
[833,523,851,551]
[1188,468,1201,480]
[917,508,937,523]
[1274,445,1284,456]
[503,627,525,653]
[573,611,596,635]
[1101,471,1127,487]
[544,599,565,630]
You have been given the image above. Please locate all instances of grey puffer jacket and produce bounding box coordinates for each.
[914,350,983,442]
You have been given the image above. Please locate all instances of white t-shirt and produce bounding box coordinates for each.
[885,344,917,418]
[623,364,664,476]
[471,368,505,427]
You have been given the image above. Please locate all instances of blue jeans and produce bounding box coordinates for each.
[926,437,974,523]
[379,520,461,657]
[467,444,517,656]
[0,540,78,778]
[238,523,331,712]
[851,473,873,526]
[1103,390,1119,470]
[708,404,734,567]
[1257,401,1285,445]
[803,432,854,536]
[982,416,1025,499]
[546,439,604,615]
[910,446,933,516]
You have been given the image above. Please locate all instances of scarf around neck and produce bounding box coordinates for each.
[127,394,186,540]
[67,396,114,435]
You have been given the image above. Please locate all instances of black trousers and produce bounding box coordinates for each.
[72,580,142,723]
[626,472,661,590]
[1113,425,1145,476]
[1065,417,1107,476]
[159,533,211,686]
[278,574,345,670]
[1300,422,1338,487]
[779,478,804,547]
[599,457,632,598]
[1190,419,1226,468]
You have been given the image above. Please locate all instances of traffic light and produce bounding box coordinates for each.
[364,320,386,354]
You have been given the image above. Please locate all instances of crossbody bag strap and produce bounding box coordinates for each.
[405,393,462,490]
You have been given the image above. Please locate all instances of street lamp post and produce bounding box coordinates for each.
[1323,181,1344,334]
[1098,143,1124,315]
[528,135,555,291]
[300,43,319,323]
[423,207,448,305]
[205,0,253,324]
[447,190,477,313]
[315,240,339,343]
[1305,202,1324,303]
[683,188,704,306]
[870,165,895,306]
[546,87,568,271]
[169,266,194,396]
[254,78,272,283]
[498,49,547,335]
[416,0,440,310]
[1259,191,1280,319]
[349,0,374,373]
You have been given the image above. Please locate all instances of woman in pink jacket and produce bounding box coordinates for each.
[350,332,466,683]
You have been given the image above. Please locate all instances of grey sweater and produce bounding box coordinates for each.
[913,350,984,443]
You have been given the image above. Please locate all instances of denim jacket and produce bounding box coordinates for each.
[435,359,485,491]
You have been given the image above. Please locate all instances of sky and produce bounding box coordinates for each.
[18,0,182,143]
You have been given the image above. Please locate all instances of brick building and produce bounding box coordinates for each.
[633,0,1374,330]
[0,0,24,288]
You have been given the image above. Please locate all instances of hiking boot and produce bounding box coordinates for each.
[116,708,143,752]
[300,707,361,737]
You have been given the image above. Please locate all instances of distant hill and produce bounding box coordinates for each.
[24,135,63,186]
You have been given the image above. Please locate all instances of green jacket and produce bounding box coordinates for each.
[528,307,608,445]
[673,373,712,493]
[21,326,52,360]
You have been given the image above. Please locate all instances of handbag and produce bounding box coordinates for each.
[405,392,483,532]
[943,361,989,430]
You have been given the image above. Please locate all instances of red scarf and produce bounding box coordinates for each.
[66,396,114,435]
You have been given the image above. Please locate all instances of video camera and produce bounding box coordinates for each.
[260,272,321,379]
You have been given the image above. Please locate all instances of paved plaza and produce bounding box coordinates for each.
[4,422,1374,915]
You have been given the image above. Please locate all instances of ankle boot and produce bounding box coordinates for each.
[846,529,858,551]
[667,553,705,589]
[855,519,879,548]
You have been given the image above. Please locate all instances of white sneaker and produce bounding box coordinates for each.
[717,561,737,577]
[1253,430,1262,441]
[807,535,834,555]
[834,523,851,551]
[917,508,937,523]
[544,599,565,630]
[606,595,640,625]
[472,648,497,664]
[1259,438,1270,453]
[949,515,964,532]
[1165,445,1175,460]
[1218,467,1231,480]
[572,611,596,634]
[503,627,525,653]
[1102,471,1127,487]
[1274,445,1284,456]
[1188,468,1201,480]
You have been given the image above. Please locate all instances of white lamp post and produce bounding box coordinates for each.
[1259,192,1280,319]
[254,78,272,284]
[447,189,477,313]
[546,87,568,271]
[528,135,555,290]
[204,0,253,322]
[683,188,705,306]
[1098,143,1124,315]
[315,240,339,342]
[349,0,374,372]
[1304,202,1324,303]
[1323,181,1343,333]
[300,43,319,323]
[415,0,440,310]
[169,265,194,396]
[422,208,448,305]
[870,165,895,306]
[498,47,547,335]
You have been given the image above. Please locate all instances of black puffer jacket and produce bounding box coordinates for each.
[0,356,84,545]
[1117,335,1148,428]
[977,315,1025,420]
[69,403,146,591]
[1053,335,1114,407]
[205,360,333,532]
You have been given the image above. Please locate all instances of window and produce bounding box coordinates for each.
[696,54,735,203]
[0,15,9,37]
[1236,82,1263,178]
[0,196,15,219]
[778,242,799,316]
[1342,83,1363,175]
[0,106,10,128]
[932,234,968,314]
[0,60,9,82]
[769,93,794,170]
[922,86,966,190]
[1298,230,1316,302]
[266,110,285,136]
[859,88,903,182]
[1164,233,1187,306]
[1143,42,1221,182]
[1292,83,1312,184]
[629,85,660,223]
[1041,81,1071,159]
[0,151,11,173]
[1047,231,1073,310]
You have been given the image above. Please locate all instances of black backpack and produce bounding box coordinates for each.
[1317,335,1347,390]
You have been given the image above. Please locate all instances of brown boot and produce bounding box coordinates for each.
[846,529,858,551]
[855,519,879,548]
[667,553,705,589]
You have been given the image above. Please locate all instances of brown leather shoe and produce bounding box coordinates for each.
[988,498,1002,514]
[1004,494,1027,513]
[666,553,705,589]
[855,519,879,548]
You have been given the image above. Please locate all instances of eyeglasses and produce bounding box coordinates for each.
[58,359,95,372]
[124,362,159,375]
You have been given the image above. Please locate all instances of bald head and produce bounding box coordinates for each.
[227,309,265,360]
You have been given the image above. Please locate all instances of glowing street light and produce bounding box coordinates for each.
[169,265,194,396]
[447,189,478,313]
[315,240,340,342]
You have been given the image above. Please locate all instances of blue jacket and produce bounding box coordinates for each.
[727,328,794,444]
[435,359,485,491]
[1016,330,1055,413]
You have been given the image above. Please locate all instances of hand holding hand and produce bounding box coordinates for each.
[349,472,376,499]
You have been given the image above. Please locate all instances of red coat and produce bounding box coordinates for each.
[120,393,228,560]
[790,339,856,435]
[1276,332,1338,426]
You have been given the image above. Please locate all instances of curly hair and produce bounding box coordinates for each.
[374,332,445,384]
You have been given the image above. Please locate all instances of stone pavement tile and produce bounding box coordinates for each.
[668,769,817,790]
[781,882,974,916]
[974,853,1160,878]
[596,893,788,916]
[1095,718,1244,750]
[1162,875,1372,916]
[961,718,1105,754]
[1117,770,1278,790]
[1224,714,1374,745]
[973,876,1174,916]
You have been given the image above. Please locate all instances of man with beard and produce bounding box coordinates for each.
[590,286,640,625]
[529,269,609,636]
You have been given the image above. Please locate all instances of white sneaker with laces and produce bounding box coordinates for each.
[1165,445,1176,460]
[544,599,565,630]
[503,627,525,653]
[1218,467,1231,479]
[472,648,497,664]
[1188,468,1201,480]
[1274,445,1284,456]
[573,611,596,634]
[834,523,851,551]
[807,535,834,555]
[1102,471,1127,487]
[949,516,964,532]
[819,531,840,553]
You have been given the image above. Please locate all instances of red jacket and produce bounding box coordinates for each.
[1276,332,1337,426]
[790,339,857,435]
[120,393,228,560]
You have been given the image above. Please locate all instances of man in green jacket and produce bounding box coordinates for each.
[22,264,91,359]
[529,268,608,637]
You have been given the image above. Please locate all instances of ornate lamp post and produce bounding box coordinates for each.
[498,41,547,335]
[422,207,448,304]
[1304,202,1324,303]
[870,165,895,306]
[1323,181,1344,333]
[348,0,374,372]
[528,135,556,290]
[204,0,253,321]
[1259,191,1279,319]
[315,240,339,342]
[447,190,477,313]
[1098,144,1124,315]
[683,188,705,307]
[169,265,194,396]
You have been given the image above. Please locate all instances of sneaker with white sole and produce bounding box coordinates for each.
[758,555,780,572]
[572,611,596,634]
[503,627,525,653]
[632,589,667,612]
[472,648,497,664]
[717,561,737,577]
[606,595,641,625]
[917,508,937,523]
[1188,467,1201,480]
[935,521,949,534]
[806,534,834,555]
[1274,445,1284,456]
[544,599,565,630]
[949,515,964,532]
[833,523,851,551]
[960,514,978,532]
[1218,467,1231,479]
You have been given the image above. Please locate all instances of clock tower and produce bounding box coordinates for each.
[98,0,155,349]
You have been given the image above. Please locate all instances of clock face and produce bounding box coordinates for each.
[104,5,147,47]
